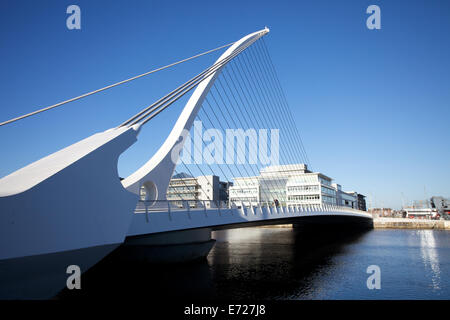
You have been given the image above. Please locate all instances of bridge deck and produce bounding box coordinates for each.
[127,203,373,237]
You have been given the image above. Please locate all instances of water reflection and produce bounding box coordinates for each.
[208,226,369,300]
[418,230,441,290]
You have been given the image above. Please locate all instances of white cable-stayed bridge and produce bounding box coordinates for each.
[0,28,372,299]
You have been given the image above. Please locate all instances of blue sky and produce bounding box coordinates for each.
[0,0,449,209]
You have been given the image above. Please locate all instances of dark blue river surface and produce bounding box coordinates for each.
[209,228,449,299]
[60,228,450,300]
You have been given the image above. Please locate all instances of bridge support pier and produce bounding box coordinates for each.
[117,228,215,264]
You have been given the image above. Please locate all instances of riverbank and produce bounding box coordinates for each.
[373,217,450,230]
[258,218,450,230]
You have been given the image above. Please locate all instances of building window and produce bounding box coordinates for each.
[287,185,319,192]
[288,194,320,201]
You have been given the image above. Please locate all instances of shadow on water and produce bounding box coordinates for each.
[206,224,370,300]
[57,224,371,300]
[56,249,215,300]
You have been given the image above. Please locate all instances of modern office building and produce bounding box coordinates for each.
[357,194,367,211]
[167,174,231,204]
[229,164,362,208]
[228,176,260,204]
[332,184,360,209]
[286,170,336,206]
[140,173,231,207]
[154,164,363,209]
[165,174,199,201]
[341,191,358,209]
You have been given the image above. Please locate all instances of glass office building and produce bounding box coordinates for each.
[229,164,362,208]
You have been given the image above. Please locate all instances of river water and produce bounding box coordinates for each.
[60,227,450,300]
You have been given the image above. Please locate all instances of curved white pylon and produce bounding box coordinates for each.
[122,28,270,199]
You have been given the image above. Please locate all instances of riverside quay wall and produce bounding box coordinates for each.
[373,218,450,230]
[255,218,450,230]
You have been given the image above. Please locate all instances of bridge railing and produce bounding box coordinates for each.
[134,200,368,216]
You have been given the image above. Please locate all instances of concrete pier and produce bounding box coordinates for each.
[373,218,450,230]
[116,228,216,263]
